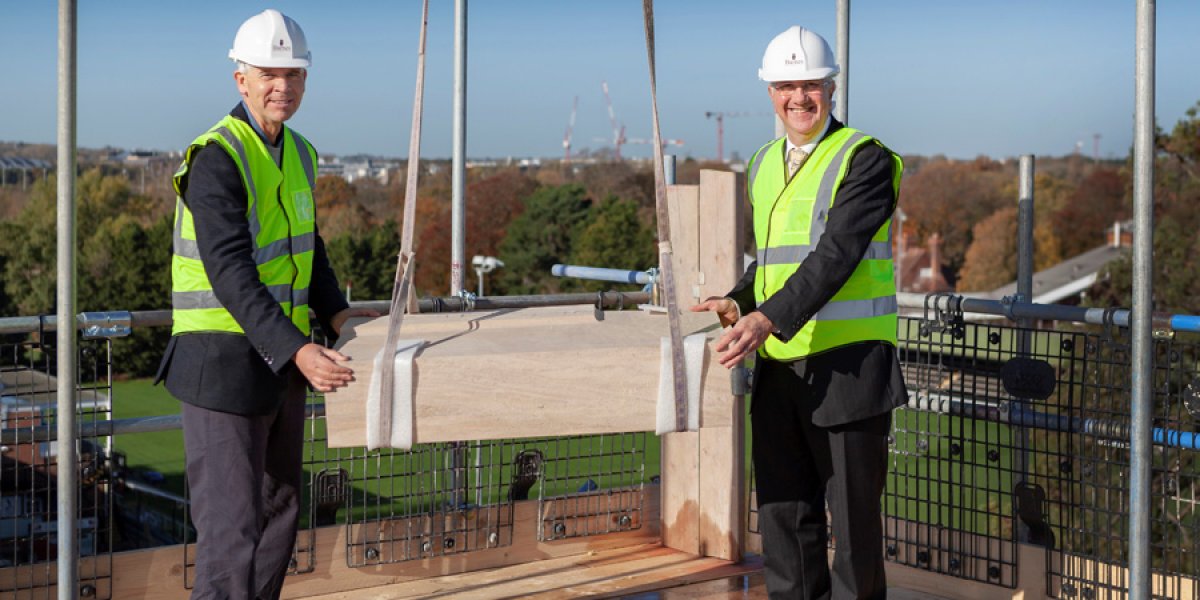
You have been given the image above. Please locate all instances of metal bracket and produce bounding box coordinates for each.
[455,290,476,312]
[731,367,753,395]
[1152,314,1175,340]
[999,294,1024,323]
[312,468,349,527]
[920,293,965,340]
[79,311,132,339]
[1100,307,1129,350]
[595,291,607,321]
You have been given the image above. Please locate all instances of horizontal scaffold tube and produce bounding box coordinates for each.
[0,292,652,335]
[906,390,1200,451]
[551,264,652,285]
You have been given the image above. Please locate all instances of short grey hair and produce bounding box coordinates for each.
[236,61,306,76]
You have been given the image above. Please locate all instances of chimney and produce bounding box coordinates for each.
[928,233,947,291]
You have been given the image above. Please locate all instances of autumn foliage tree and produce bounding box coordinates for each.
[899,157,1013,276]
[1090,99,1200,314]
[1050,167,1130,258]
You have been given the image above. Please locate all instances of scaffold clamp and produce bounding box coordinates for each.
[79,311,132,339]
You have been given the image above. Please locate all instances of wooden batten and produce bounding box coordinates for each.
[660,170,747,562]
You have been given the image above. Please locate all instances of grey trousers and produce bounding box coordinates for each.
[182,370,306,600]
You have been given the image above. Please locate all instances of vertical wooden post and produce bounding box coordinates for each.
[661,170,746,561]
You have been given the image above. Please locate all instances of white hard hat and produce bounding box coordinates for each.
[758,26,838,82]
[228,9,311,69]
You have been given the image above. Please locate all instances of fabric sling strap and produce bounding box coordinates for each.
[642,0,690,433]
[374,0,429,449]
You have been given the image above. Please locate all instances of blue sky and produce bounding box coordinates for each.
[2,1,1198,161]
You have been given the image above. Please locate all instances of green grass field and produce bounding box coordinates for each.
[111,379,1021,538]
[110,379,664,512]
[110,379,186,496]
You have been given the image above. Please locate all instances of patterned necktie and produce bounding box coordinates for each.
[787,147,810,178]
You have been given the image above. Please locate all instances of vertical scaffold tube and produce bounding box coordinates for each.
[835,0,849,124]
[450,0,468,295]
[56,1,79,597]
[1129,1,1156,598]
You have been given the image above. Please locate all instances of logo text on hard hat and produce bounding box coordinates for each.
[276,39,291,52]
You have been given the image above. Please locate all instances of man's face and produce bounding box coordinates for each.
[769,79,835,143]
[235,66,307,134]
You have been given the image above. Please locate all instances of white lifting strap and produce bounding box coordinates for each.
[643,0,691,433]
[373,0,429,450]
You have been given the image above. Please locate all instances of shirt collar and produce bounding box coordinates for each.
[784,116,831,156]
[240,101,283,147]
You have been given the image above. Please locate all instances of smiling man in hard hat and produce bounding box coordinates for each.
[155,9,374,598]
[692,26,906,599]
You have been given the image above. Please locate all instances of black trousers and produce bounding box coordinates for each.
[182,370,306,600]
[752,359,892,600]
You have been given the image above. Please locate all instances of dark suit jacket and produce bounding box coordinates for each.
[156,104,349,416]
[729,118,907,427]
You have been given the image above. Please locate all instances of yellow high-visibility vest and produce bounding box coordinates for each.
[746,127,903,360]
[170,116,317,336]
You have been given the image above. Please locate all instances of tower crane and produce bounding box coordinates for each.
[600,81,626,160]
[562,95,578,162]
[704,111,767,163]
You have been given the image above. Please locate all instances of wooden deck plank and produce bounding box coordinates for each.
[297,544,755,599]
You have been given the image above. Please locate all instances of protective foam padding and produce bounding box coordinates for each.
[366,340,424,450]
[655,333,706,435]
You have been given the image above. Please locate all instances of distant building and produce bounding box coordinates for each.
[897,231,954,294]
[987,220,1132,305]
[317,156,397,185]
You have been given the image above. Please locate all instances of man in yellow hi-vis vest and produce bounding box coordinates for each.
[154,9,375,599]
[692,26,906,599]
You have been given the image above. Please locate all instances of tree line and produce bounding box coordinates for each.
[0,99,1197,376]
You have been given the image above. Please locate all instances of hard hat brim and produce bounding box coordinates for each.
[229,50,312,69]
[758,66,839,83]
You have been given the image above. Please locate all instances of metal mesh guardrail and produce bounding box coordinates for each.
[0,305,656,597]
[0,333,114,599]
[884,311,1200,598]
[7,296,1200,598]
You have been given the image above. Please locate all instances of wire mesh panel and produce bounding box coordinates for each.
[884,311,1088,590]
[1057,331,1200,600]
[338,439,515,567]
[0,333,114,599]
[537,433,646,541]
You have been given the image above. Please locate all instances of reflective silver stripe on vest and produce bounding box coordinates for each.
[757,240,892,266]
[173,283,309,310]
[216,127,258,206]
[293,286,309,307]
[254,231,315,264]
[811,295,897,321]
[807,132,867,244]
[216,127,268,252]
[746,141,777,198]
[291,132,316,188]
[172,198,197,257]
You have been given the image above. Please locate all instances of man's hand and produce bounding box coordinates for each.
[713,311,775,369]
[689,296,741,328]
[330,307,381,337]
[294,343,355,392]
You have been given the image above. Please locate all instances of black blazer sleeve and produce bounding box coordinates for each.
[184,144,311,373]
[742,137,898,341]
